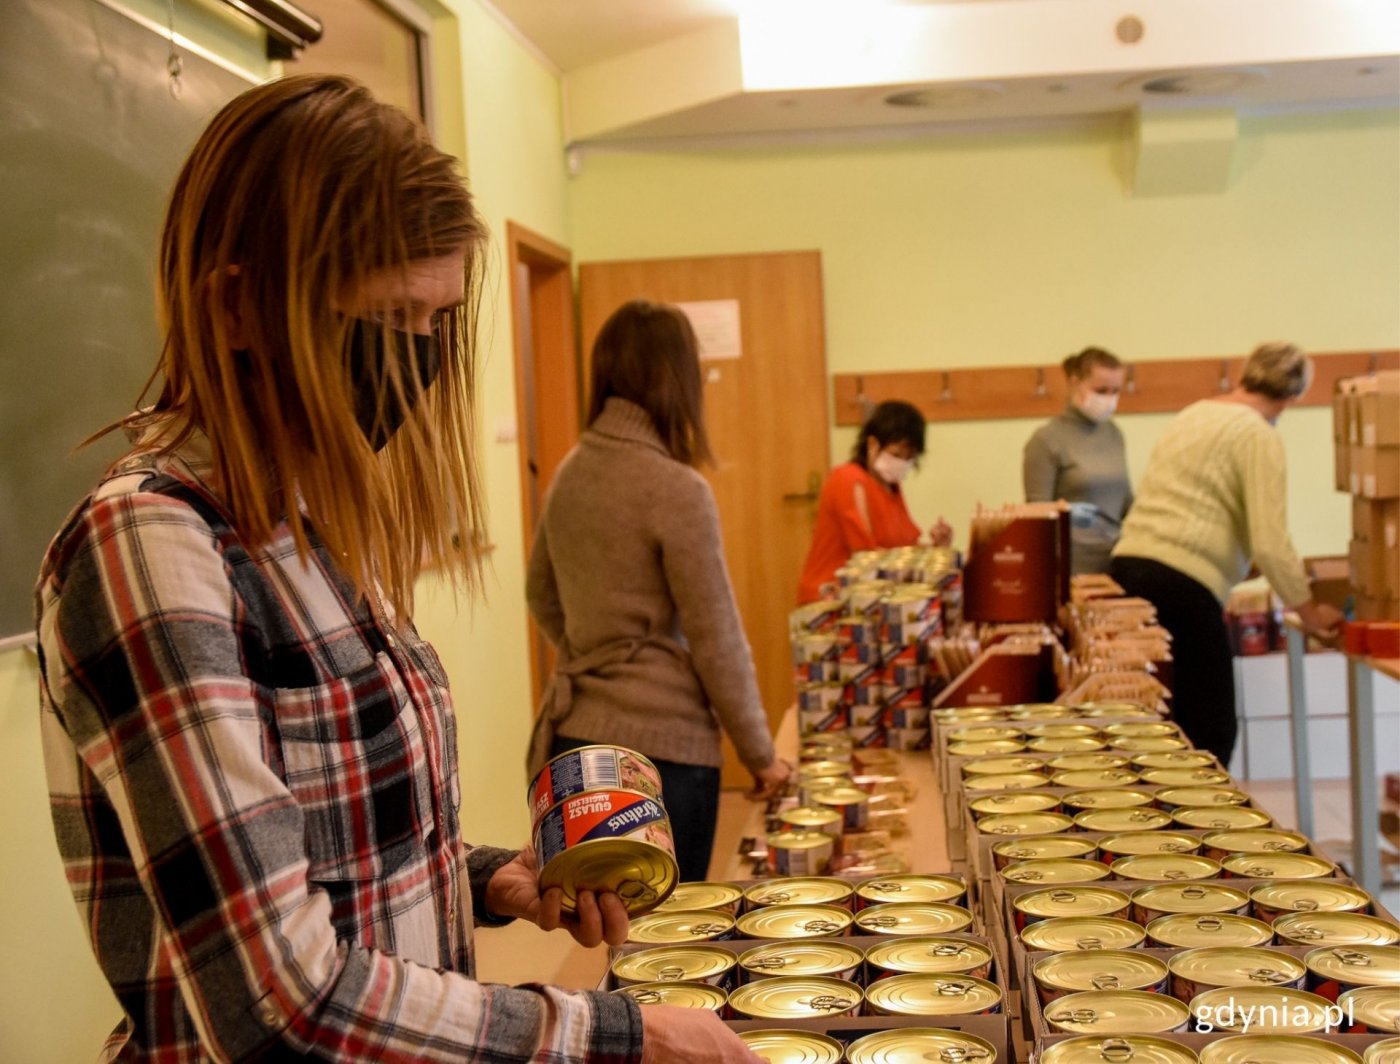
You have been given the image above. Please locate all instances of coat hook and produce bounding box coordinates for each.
[1218,359,1231,393]
[1368,351,1379,374]
[854,375,875,419]
[1034,367,1048,399]
[939,371,954,404]
[1124,364,1138,396]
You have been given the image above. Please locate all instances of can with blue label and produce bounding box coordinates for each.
[529,745,663,826]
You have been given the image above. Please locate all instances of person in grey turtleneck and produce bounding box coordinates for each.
[1022,346,1133,574]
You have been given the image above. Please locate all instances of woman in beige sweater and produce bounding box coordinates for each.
[1110,342,1343,765]
[527,300,790,880]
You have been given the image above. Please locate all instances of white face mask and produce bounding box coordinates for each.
[1076,391,1118,424]
[872,451,913,484]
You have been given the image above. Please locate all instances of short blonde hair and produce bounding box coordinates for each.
[1241,341,1313,400]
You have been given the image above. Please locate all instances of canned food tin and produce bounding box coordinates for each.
[1002,858,1114,885]
[1111,853,1223,882]
[993,834,1099,869]
[1274,912,1400,948]
[847,724,887,748]
[798,707,851,736]
[612,981,727,1011]
[1053,769,1144,789]
[1133,883,1251,924]
[738,940,864,983]
[978,811,1077,839]
[1035,949,1170,1002]
[1340,985,1400,1034]
[737,1029,844,1064]
[1155,787,1252,811]
[846,1028,999,1064]
[961,755,1049,777]
[1103,722,1180,738]
[1188,986,1337,1034]
[656,881,744,916]
[811,786,871,831]
[947,724,1024,743]
[794,659,841,685]
[1012,886,1133,930]
[627,909,736,944]
[948,738,1027,757]
[1110,736,1190,753]
[837,617,882,644]
[792,634,841,664]
[766,832,835,877]
[1140,768,1234,787]
[528,745,664,825]
[864,973,1003,1016]
[727,976,862,1020]
[1007,703,1078,719]
[1062,788,1158,811]
[779,806,845,835]
[962,771,1051,793]
[969,791,1062,818]
[533,789,678,916]
[1201,828,1308,859]
[854,902,975,936]
[1366,1040,1400,1064]
[1197,1035,1365,1064]
[1043,989,1192,1034]
[611,945,737,989]
[1029,736,1111,754]
[1173,806,1274,831]
[745,877,856,911]
[1221,852,1337,881]
[864,936,994,981]
[797,683,845,713]
[849,702,887,727]
[1026,723,1102,739]
[887,726,932,752]
[1049,753,1133,772]
[1021,916,1148,953]
[1250,882,1372,925]
[1305,945,1400,1001]
[1097,831,1205,861]
[1074,807,1175,832]
[855,874,966,908]
[1132,751,1219,770]
[797,759,851,782]
[1168,946,1308,1001]
[1040,1036,1200,1064]
[888,705,930,729]
[1147,913,1276,949]
[1077,702,1160,718]
[736,904,853,940]
[796,776,850,808]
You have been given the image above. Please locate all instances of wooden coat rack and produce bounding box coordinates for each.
[833,349,1399,425]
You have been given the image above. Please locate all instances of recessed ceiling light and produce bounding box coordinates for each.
[883,83,1004,109]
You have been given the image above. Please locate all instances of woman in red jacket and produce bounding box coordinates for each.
[797,400,952,602]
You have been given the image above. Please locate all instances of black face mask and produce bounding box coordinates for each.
[345,318,441,451]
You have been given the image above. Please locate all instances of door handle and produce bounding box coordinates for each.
[783,470,823,503]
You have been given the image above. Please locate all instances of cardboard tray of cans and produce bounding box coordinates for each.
[724,1015,1010,1063]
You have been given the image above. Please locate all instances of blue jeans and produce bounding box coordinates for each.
[549,736,720,882]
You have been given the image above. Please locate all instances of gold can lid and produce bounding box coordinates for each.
[1133,883,1250,915]
[1173,806,1273,830]
[1102,722,1180,738]
[1222,852,1337,880]
[1305,944,1400,987]
[1167,946,1307,988]
[865,935,994,976]
[1029,736,1110,753]
[1188,986,1336,1034]
[948,725,1024,743]
[797,759,850,780]
[993,835,1099,862]
[656,881,744,913]
[1202,829,1309,854]
[1147,912,1275,949]
[744,877,855,909]
[1132,750,1219,769]
[1341,985,1400,1035]
[737,1029,845,1064]
[963,771,1052,793]
[1040,1036,1199,1064]
[1365,1040,1400,1064]
[846,1027,999,1064]
[1062,788,1157,810]
[1002,858,1113,885]
[855,874,965,906]
[736,904,853,940]
[1021,916,1147,953]
[864,973,1003,1016]
[627,909,736,944]
[961,755,1050,776]
[1198,1035,1365,1064]
[1250,881,1372,915]
[969,790,1062,817]
[727,976,862,1020]
[854,901,975,936]
[780,806,845,831]
[1026,723,1102,739]
[1274,912,1400,947]
[612,981,727,1010]
[811,785,871,807]
[1007,703,1077,719]
[1044,989,1191,1034]
[1111,853,1223,882]
[1156,787,1250,808]
[948,739,1027,756]
[1141,767,1234,786]
[611,945,735,985]
[935,707,1006,723]
[1110,736,1190,752]
[1053,769,1144,788]
[1035,949,1170,994]
[1077,702,1160,718]
[738,940,865,979]
[539,836,679,916]
[1049,753,1133,772]
[978,811,1076,836]
[1014,886,1132,920]
[1074,807,1175,832]
[765,830,836,853]
[1098,831,1205,857]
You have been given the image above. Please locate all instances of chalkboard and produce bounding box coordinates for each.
[0,0,258,642]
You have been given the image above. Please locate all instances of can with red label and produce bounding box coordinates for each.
[529,745,664,826]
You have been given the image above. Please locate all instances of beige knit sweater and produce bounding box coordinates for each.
[525,398,776,772]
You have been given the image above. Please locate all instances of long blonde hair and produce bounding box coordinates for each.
[123,74,487,618]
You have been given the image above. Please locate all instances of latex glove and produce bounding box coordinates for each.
[641,1005,766,1063]
[1068,501,1099,528]
[484,846,630,947]
[747,758,794,802]
[1295,600,1344,643]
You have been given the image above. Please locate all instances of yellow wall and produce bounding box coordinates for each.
[566,109,1400,561]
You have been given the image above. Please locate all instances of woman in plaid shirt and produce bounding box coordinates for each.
[36,75,759,1063]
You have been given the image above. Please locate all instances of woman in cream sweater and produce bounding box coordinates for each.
[1110,342,1343,765]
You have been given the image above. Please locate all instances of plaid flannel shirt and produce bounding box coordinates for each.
[37,439,642,1063]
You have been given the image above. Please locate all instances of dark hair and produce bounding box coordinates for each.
[587,299,713,466]
[851,400,926,468]
[1062,346,1123,381]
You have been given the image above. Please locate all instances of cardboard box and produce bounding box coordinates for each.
[1335,438,1352,492]
[1306,555,1352,612]
[1350,445,1400,499]
[1360,389,1400,448]
[1354,592,1400,622]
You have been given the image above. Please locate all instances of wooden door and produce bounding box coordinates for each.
[578,251,829,787]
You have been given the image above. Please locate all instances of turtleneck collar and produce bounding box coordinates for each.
[588,396,668,454]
